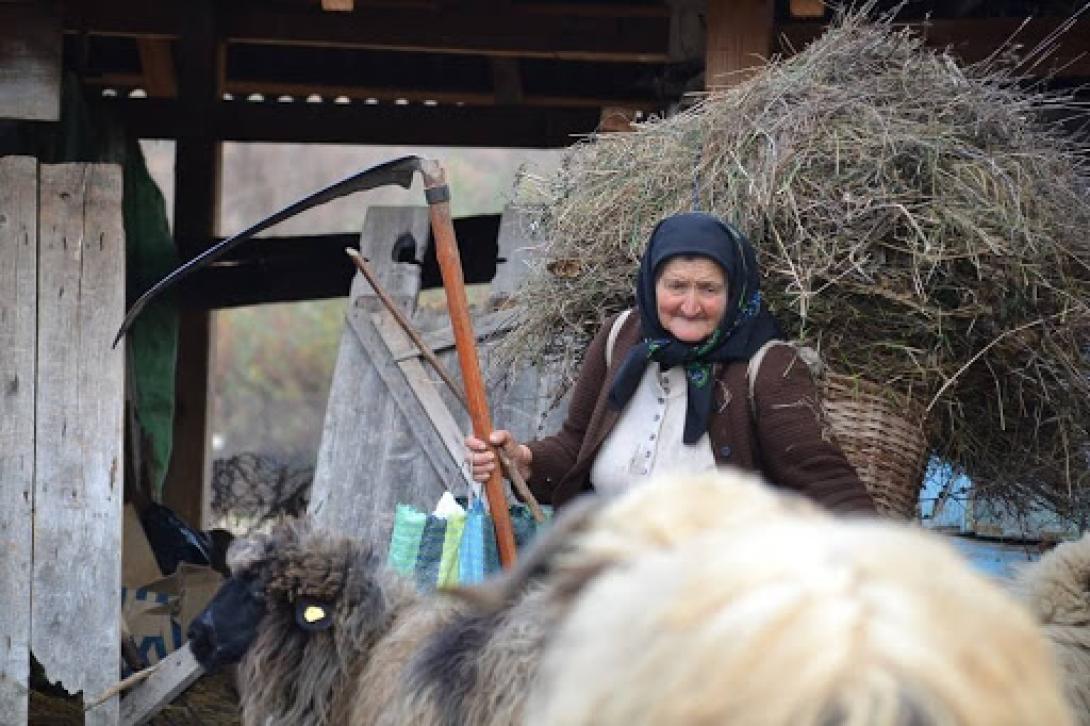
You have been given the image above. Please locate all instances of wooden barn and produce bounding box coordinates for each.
[2,0,1089,723]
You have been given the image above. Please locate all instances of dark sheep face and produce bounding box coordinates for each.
[187,573,267,671]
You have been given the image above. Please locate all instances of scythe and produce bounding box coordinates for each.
[114,155,519,568]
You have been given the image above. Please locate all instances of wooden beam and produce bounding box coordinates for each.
[63,1,671,62]
[89,74,655,110]
[322,0,355,11]
[137,38,177,97]
[118,645,204,726]
[788,0,825,19]
[176,234,359,309]
[97,97,602,147]
[491,58,524,105]
[705,0,774,89]
[598,106,639,132]
[162,0,219,530]
[173,1,220,260]
[34,163,126,726]
[0,2,61,120]
[161,310,214,529]
[777,18,1090,78]
[0,156,37,725]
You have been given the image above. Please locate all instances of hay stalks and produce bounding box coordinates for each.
[501,6,1090,519]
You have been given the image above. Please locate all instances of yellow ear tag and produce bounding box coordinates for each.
[303,605,326,623]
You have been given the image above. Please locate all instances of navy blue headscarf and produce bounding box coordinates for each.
[607,212,783,443]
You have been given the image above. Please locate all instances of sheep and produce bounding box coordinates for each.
[189,517,544,726]
[188,468,1074,726]
[525,494,1075,726]
[1012,532,1090,723]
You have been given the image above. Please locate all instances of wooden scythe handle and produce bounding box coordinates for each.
[421,159,518,569]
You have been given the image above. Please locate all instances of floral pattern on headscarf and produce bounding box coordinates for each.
[608,213,782,444]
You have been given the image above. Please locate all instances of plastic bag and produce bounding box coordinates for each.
[387,497,550,590]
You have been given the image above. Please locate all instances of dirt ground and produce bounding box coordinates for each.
[29,669,241,726]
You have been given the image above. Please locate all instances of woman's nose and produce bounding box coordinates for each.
[680,290,700,315]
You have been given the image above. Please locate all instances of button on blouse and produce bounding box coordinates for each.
[590,363,716,496]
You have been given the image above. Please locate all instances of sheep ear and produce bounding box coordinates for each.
[447,494,607,611]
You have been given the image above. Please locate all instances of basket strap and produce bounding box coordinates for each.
[747,341,824,417]
[605,309,632,370]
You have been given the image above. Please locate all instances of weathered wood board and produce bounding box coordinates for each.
[118,646,204,726]
[32,164,126,725]
[310,207,460,548]
[0,3,62,121]
[311,203,573,550]
[0,156,38,724]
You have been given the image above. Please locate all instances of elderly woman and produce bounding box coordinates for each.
[467,212,875,514]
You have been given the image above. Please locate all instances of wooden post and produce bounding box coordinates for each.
[0,156,37,725]
[421,160,517,568]
[704,0,774,89]
[33,164,126,725]
[163,0,221,528]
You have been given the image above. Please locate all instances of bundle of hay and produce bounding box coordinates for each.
[502,8,1090,518]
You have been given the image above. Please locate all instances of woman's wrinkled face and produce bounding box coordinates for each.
[655,256,729,343]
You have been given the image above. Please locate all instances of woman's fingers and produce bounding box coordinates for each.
[465,434,498,482]
[465,430,527,483]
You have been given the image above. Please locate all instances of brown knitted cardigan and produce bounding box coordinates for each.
[526,310,876,514]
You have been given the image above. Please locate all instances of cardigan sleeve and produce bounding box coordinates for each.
[752,345,877,515]
[524,315,615,504]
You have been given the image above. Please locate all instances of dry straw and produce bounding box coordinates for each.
[500,7,1090,520]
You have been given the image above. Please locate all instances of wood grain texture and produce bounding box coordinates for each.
[32,164,125,725]
[0,156,37,725]
[0,3,61,121]
[118,646,203,726]
[309,207,453,549]
[705,0,773,88]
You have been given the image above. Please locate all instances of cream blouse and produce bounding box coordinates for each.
[589,362,717,495]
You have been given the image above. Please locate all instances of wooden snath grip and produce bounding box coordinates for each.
[421,159,518,569]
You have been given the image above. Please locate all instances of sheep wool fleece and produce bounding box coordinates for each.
[526,310,876,515]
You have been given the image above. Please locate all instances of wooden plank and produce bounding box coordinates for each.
[161,0,220,528]
[136,38,177,97]
[64,1,671,62]
[788,0,825,19]
[117,645,204,726]
[390,309,519,362]
[89,74,656,110]
[370,312,475,490]
[310,207,457,549]
[98,97,602,148]
[705,0,774,88]
[343,303,468,488]
[0,156,37,726]
[599,106,639,132]
[491,58,523,106]
[33,163,125,725]
[0,2,62,121]
[160,310,213,529]
[173,0,220,261]
[777,18,1090,78]
[321,0,355,11]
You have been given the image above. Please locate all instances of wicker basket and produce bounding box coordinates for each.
[819,373,930,519]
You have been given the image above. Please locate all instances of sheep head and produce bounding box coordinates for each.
[187,518,402,672]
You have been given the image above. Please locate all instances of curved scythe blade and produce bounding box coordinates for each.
[113,154,424,347]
